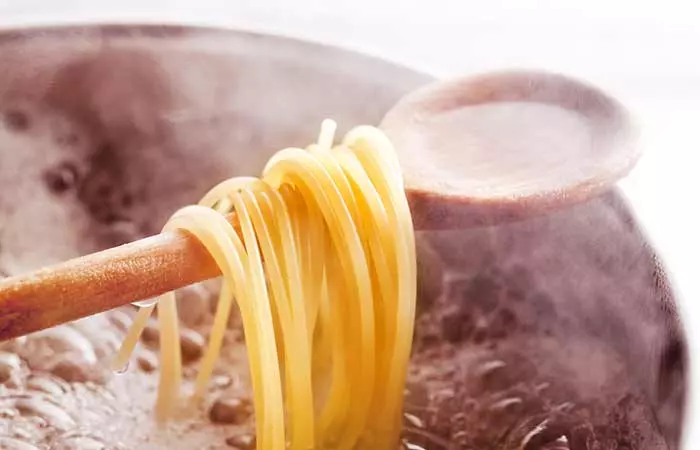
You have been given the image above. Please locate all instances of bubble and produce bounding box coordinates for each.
[115,360,130,375]
[3,109,31,132]
[132,298,158,308]
[44,162,80,194]
[15,397,76,431]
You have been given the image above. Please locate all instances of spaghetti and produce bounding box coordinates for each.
[113,120,417,449]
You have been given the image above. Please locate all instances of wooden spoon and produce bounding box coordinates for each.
[386,70,638,229]
[0,70,638,341]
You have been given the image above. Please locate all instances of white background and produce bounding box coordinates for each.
[1,0,699,446]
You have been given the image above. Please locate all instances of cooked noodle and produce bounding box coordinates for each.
[113,120,417,449]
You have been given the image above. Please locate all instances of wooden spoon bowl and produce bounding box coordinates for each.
[383,70,639,228]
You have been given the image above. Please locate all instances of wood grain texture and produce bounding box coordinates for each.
[0,214,241,340]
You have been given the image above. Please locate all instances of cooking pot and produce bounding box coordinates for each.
[0,24,688,449]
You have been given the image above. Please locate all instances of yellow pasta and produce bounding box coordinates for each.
[114,120,417,449]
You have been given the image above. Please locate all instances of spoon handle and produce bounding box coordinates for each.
[0,215,231,341]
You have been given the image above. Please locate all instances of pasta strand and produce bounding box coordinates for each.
[116,120,416,450]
